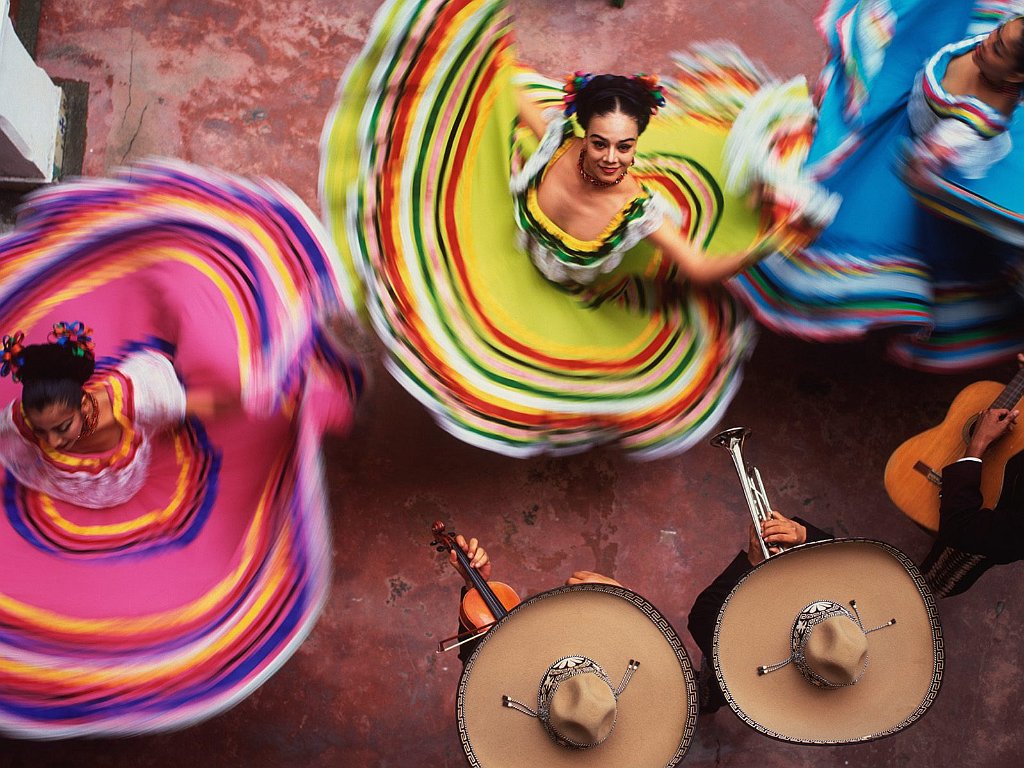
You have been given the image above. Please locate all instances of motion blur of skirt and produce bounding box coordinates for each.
[729,0,1024,372]
[320,0,827,459]
[0,160,364,738]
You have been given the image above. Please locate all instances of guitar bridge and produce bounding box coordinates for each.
[913,461,942,487]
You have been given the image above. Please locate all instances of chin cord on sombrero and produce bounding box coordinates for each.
[756,600,896,688]
[502,656,640,750]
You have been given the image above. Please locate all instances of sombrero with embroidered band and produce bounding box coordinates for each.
[713,539,944,745]
[457,584,698,767]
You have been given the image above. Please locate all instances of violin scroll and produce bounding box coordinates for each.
[431,520,457,552]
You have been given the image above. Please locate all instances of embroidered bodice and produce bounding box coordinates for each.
[510,113,676,287]
[908,34,1020,179]
[0,350,187,508]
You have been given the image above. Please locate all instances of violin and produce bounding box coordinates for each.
[431,521,521,637]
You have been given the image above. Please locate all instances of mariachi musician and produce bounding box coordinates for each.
[444,533,622,664]
[689,426,942,745]
[921,353,1024,597]
[706,535,944,745]
[438,530,699,768]
[686,509,829,713]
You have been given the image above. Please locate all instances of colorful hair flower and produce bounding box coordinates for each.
[47,321,95,358]
[1,331,25,381]
[631,73,667,114]
[563,70,594,116]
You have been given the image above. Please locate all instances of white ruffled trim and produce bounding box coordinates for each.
[907,66,1012,180]
[0,419,154,510]
[670,42,840,227]
[510,109,568,195]
[831,0,897,119]
[524,191,676,286]
[724,77,841,228]
[853,0,896,85]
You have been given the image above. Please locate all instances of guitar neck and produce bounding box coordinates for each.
[991,367,1024,410]
[450,541,508,622]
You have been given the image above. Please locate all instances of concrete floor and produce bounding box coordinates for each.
[2,0,1022,766]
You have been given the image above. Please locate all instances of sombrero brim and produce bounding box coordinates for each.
[458,584,697,768]
[714,539,943,745]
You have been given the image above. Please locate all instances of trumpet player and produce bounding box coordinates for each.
[687,509,831,713]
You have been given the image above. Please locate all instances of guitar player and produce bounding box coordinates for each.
[922,354,1024,597]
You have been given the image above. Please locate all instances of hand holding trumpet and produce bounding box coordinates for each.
[747,511,807,566]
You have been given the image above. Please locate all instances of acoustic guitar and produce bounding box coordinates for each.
[884,368,1024,532]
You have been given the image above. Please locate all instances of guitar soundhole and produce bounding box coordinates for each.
[962,414,979,444]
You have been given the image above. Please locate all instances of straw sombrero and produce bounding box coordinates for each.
[457,584,698,767]
[713,539,944,745]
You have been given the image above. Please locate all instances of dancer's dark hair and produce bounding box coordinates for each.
[1011,16,1024,74]
[19,343,95,411]
[1,322,96,411]
[574,74,662,134]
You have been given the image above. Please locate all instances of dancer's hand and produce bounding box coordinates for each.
[904,135,957,190]
[449,535,491,585]
[186,387,235,420]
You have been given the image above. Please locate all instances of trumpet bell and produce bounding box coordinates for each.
[709,426,751,449]
[710,425,779,560]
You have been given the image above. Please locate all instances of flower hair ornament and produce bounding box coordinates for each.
[632,73,666,113]
[562,70,595,116]
[47,321,95,358]
[1,332,25,381]
[562,71,667,117]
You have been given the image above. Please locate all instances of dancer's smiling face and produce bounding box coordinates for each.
[973,17,1024,86]
[582,111,638,183]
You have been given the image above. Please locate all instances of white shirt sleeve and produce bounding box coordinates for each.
[0,403,36,470]
[118,351,187,430]
[922,118,1012,179]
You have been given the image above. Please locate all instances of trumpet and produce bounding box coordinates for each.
[710,426,781,561]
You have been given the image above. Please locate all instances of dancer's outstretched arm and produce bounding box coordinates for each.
[646,220,750,285]
[516,87,549,140]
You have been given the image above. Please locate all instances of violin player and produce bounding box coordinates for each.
[441,532,700,768]
[445,534,622,664]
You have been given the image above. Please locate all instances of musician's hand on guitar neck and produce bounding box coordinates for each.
[966,408,1019,459]
[449,534,492,585]
[747,510,807,566]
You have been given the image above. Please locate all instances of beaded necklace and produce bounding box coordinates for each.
[577,147,629,187]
